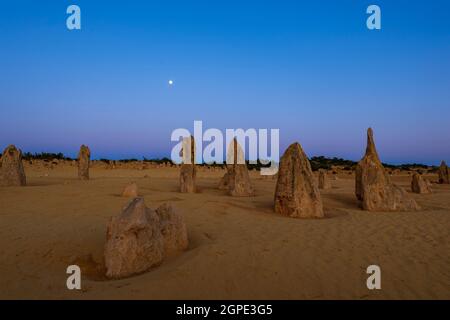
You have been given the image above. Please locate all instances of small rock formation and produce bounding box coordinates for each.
[411,173,431,194]
[179,136,196,193]
[156,203,189,256]
[77,145,90,180]
[218,167,231,190]
[318,169,332,189]
[104,197,188,279]
[122,182,138,197]
[438,161,449,184]
[355,128,420,211]
[0,145,26,186]
[274,142,324,218]
[218,139,254,196]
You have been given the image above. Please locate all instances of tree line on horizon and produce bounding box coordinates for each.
[20,152,434,171]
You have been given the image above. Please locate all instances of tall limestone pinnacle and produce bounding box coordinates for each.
[438,161,449,184]
[180,136,196,193]
[274,142,324,218]
[0,145,27,186]
[365,128,381,161]
[355,128,420,211]
[218,138,254,196]
[77,145,91,180]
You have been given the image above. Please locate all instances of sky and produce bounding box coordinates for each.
[0,0,449,164]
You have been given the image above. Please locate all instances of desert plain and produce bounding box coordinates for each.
[0,161,449,300]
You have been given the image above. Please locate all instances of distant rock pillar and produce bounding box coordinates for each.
[78,145,90,180]
[220,138,254,196]
[411,173,431,194]
[438,161,450,184]
[318,169,332,190]
[180,136,196,193]
[1,145,26,186]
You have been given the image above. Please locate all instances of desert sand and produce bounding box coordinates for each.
[0,162,449,299]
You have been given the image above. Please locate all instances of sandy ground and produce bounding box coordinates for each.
[0,165,449,300]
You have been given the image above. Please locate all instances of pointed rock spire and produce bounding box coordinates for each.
[365,127,380,160]
[355,128,420,211]
[274,142,324,218]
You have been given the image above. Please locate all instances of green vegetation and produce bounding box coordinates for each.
[310,156,356,171]
[21,152,431,171]
[22,152,72,161]
[143,157,172,164]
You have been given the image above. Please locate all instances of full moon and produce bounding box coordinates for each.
[168,80,174,85]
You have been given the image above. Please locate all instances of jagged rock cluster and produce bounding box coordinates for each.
[104,197,188,279]
[355,128,420,211]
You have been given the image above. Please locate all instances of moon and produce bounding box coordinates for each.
[168,80,174,86]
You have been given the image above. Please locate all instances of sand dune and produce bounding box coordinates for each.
[0,164,449,299]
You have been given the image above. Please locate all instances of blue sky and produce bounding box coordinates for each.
[0,1,449,164]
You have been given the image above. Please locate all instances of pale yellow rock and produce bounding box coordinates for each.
[180,136,196,193]
[0,145,26,186]
[122,182,138,197]
[318,169,332,190]
[411,173,431,194]
[355,128,420,211]
[274,142,324,218]
[104,198,189,279]
[156,203,189,256]
[438,161,449,184]
[219,139,254,196]
[77,145,90,180]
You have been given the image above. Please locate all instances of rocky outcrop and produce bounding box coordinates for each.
[219,139,254,196]
[155,203,189,256]
[411,173,431,194]
[77,145,90,180]
[104,198,188,279]
[438,161,449,184]
[218,168,231,190]
[318,169,331,189]
[122,182,138,197]
[0,145,26,186]
[274,142,324,218]
[355,128,420,211]
[180,136,196,193]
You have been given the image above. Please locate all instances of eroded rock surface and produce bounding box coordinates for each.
[104,198,188,279]
[0,145,26,186]
[274,142,324,218]
[355,128,420,211]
